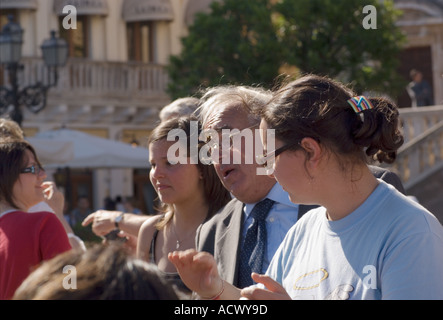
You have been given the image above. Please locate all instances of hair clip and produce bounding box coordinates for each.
[347,96,374,113]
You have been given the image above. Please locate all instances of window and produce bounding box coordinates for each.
[0,10,18,86]
[0,9,18,28]
[58,15,89,58]
[127,21,154,63]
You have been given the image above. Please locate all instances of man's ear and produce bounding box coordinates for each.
[299,137,322,166]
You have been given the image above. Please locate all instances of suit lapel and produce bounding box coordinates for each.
[213,201,317,284]
[215,200,244,285]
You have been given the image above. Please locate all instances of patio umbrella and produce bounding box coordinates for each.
[26,137,74,165]
[32,128,149,169]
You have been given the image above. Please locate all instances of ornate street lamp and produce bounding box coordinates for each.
[0,15,68,126]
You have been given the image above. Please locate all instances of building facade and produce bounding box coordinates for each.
[395,0,443,107]
[0,0,201,213]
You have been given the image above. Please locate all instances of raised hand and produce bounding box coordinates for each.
[240,273,292,300]
[168,249,224,299]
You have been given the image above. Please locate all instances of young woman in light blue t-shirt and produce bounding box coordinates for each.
[168,75,443,300]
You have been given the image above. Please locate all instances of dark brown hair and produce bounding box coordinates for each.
[148,116,231,228]
[262,74,404,166]
[0,141,42,209]
[13,243,184,300]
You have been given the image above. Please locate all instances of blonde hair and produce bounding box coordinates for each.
[159,97,200,122]
[0,118,24,141]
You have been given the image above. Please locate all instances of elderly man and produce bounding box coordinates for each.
[195,85,405,288]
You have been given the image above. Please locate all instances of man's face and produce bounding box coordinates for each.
[204,103,275,203]
[414,72,423,82]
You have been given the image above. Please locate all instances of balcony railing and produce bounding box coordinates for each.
[389,105,443,188]
[393,120,443,188]
[399,105,443,144]
[1,57,169,101]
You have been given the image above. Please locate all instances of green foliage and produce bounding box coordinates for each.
[167,0,406,99]
[275,0,406,95]
[167,0,282,99]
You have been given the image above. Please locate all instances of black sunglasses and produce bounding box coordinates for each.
[21,164,45,175]
[273,144,297,158]
[259,141,301,168]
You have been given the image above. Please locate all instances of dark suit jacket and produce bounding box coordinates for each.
[196,198,316,286]
[368,165,405,195]
[196,166,405,286]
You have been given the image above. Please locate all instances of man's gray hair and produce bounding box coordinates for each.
[159,97,200,122]
[197,85,272,128]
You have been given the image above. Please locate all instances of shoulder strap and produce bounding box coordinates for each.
[297,205,319,221]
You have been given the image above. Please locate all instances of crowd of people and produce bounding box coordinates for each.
[1,74,443,300]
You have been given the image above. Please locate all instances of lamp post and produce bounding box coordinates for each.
[0,15,68,127]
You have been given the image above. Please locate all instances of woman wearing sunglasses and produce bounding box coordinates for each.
[169,75,443,300]
[0,141,71,300]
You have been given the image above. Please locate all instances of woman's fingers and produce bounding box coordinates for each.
[240,273,291,300]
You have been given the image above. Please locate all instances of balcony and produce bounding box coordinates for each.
[1,57,171,125]
[21,57,169,101]
[389,105,443,223]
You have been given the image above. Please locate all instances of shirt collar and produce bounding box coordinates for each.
[243,182,296,216]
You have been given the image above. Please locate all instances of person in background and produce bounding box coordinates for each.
[123,196,142,215]
[70,196,92,227]
[0,118,24,140]
[0,141,71,299]
[169,75,443,300]
[136,116,231,296]
[103,196,116,210]
[114,195,125,212]
[13,243,185,300]
[407,69,434,107]
[159,97,200,122]
[0,118,85,252]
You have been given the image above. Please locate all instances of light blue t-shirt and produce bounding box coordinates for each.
[266,180,443,300]
[242,182,299,273]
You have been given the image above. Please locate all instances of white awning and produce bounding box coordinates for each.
[53,0,109,16]
[0,0,38,10]
[33,129,149,169]
[122,0,174,22]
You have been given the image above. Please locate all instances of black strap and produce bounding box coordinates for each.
[297,205,319,221]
